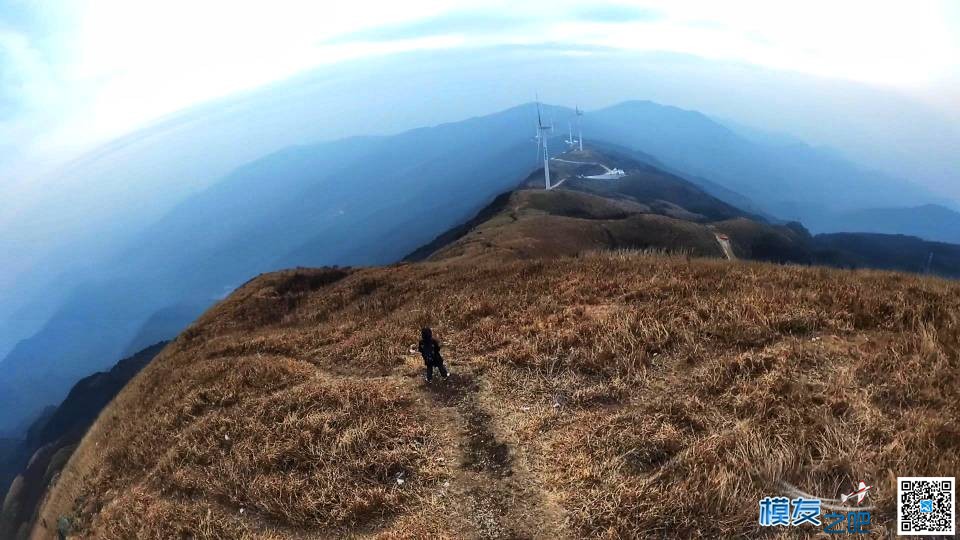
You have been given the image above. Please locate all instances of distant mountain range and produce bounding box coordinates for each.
[582,101,951,220]
[0,100,956,439]
[409,146,960,280]
[29,174,960,539]
[0,342,166,539]
[807,204,960,245]
[0,104,552,435]
[813,233,960,275]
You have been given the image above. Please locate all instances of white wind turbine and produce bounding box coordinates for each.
[536,101,554,190]
[575,106,584,151]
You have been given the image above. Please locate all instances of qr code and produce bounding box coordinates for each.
[898,477,955,535]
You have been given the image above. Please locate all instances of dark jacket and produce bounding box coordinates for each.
[418,338,443,366]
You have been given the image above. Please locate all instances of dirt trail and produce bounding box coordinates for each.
[419,365,565,540]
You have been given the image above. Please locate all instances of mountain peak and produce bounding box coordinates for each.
[33,248,960,538]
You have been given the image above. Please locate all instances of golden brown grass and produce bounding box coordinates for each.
[35,252,960,539]
[428,190,723,263]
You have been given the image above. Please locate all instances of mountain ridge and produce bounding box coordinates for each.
[584,100,947,216]
[2,99,954,441]
[21,140,960,538]
[32,248,960,538]
[809,203,960,244]
[405,147,960,278]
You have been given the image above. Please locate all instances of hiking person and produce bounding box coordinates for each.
[418,327,449,382]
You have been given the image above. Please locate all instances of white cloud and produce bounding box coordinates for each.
[0,0,957,181]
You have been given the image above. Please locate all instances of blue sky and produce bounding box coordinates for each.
[0,0,958,190]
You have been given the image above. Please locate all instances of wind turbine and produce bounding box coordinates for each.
[575,106,584,151]
[536,101,553,190]
[534,122,542,165]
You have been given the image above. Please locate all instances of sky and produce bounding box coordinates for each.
[1,0,958,186]
[0,0,958,362]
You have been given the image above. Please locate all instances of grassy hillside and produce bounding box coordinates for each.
[530,147,754,223]
[411,185,960,279]
[713,218,814,264]
[34,252,960,538]
[0,343,167,539]
[418,189,724,262]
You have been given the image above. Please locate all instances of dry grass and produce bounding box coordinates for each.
[35,252,960,538]
[424,189,724,263]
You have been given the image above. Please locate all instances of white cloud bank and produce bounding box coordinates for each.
[0,0,957,185]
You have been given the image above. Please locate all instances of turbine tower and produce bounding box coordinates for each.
[536,101,553,189]
[575,106,584,151]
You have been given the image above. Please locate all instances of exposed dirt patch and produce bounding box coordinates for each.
[461,485,523,540]
[424,371,478,406]
[460,402,513,476]
[425,372,512,476]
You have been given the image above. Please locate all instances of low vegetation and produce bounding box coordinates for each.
[35,252,960,538]
[424,189,725,262]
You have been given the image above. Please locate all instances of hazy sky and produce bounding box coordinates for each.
[0,0,958,362]
[1,0,958,184]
